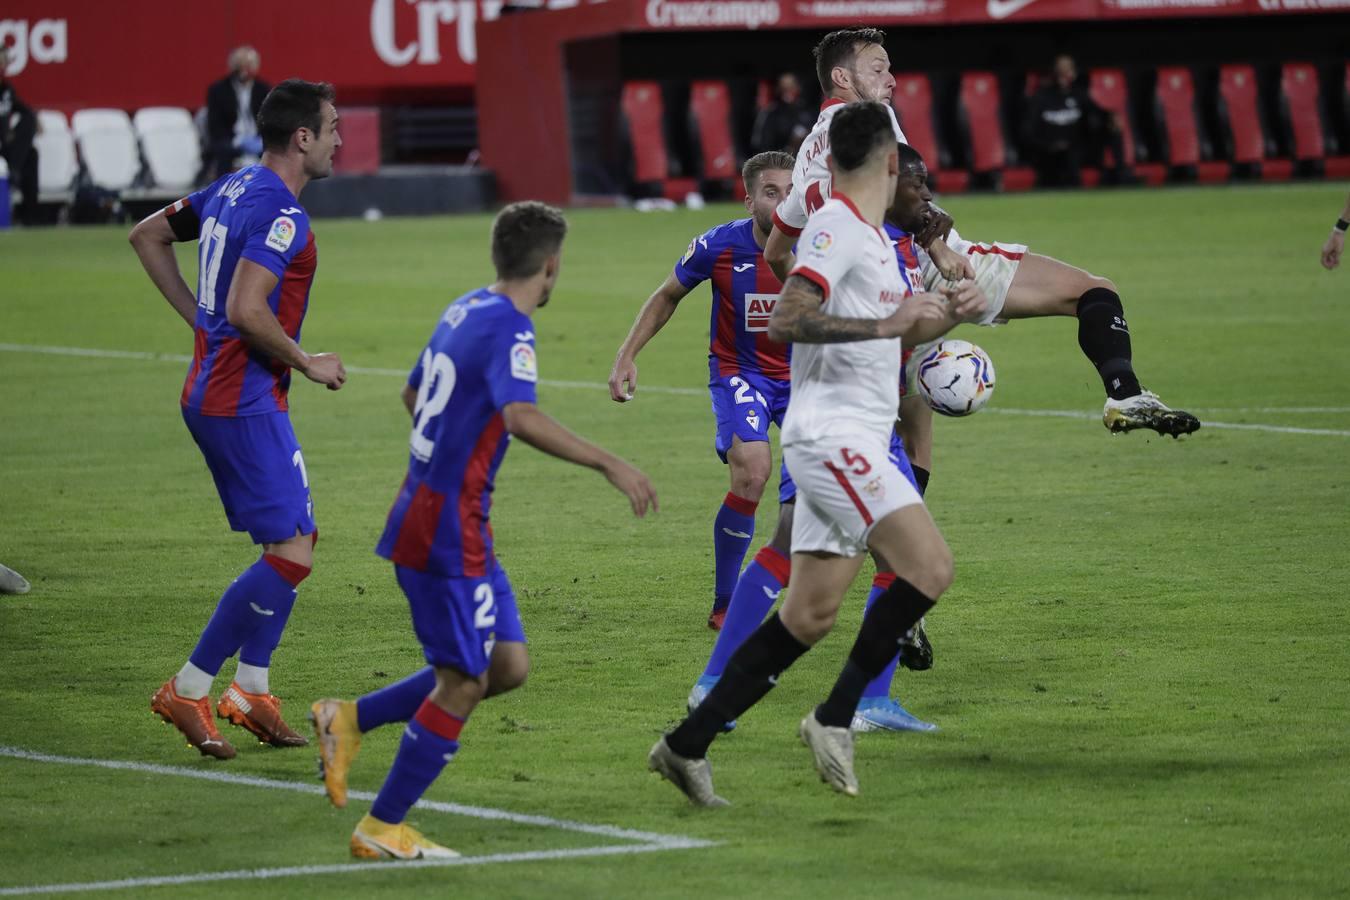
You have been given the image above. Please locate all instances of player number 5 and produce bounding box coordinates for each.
[840,448,871,476]
[410,350,457,462]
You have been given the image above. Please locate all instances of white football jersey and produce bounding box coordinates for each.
[781,196,907,447]
[772,99,908,237]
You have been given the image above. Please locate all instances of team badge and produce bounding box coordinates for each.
[266,216,297,252]
[861,477,885,500]
[510,342,538,382]
[746,410,761,431]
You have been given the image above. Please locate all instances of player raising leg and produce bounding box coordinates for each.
[130,80,345,758]
[316,203,657,859]
[609,152,795,630]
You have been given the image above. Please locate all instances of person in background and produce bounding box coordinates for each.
[751,74,817,156]
[1022,54,1131,188]
[206,46,271,181]
[0,46,40,226]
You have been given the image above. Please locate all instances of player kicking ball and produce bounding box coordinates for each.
[130,80,346,758]
[609,151,796,631]
[650,102,984,805]
[312,202,657,859]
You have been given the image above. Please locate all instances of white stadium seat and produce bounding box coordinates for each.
[34,110,79,197]
[133,107,201,192]
[71,108,140,191]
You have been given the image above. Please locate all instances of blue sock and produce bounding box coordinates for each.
[357,667,437,732]
[712,492,758,609]
[704,546,790,678]
[189,555,308,677]
[862,574,901,700]
[370,700,464,825]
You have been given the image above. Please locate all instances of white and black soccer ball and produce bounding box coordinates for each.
[915,339,996,417]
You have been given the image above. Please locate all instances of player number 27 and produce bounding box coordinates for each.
[410,349,457,463]
[197,216,229,314]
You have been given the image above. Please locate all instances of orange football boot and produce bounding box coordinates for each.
[216,682,309,747]
[151,679,237,759]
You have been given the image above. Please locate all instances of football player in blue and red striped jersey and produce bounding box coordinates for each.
[609,151,795,630]
[311,202,657,860]
[130,79,345,759]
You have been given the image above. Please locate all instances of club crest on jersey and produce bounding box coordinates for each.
[861,476,885,500]
[744,292,778,332]
[510,342,538,382]
[266,216,297,252]
[746,409,761,431]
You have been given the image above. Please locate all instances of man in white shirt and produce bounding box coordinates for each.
[649,102,984,806]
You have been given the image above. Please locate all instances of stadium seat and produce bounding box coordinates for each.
[620,81,669,191]
[957,71,1035,192]
[332,106,381,175]
[132,107,201,192]
[893,73,967,194]
[71,108,141,192]
[1154,67,1230,183]
[33,110,78,200]
[1089,68,1165,187]
[1217,65,1292,181]
[689,81,738,182]
[1280,62,1350,178]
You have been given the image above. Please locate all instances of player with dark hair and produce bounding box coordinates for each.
[130,78,344,759]
[312,202,658,859]
[650,103,984,805]
[609,151,796,631]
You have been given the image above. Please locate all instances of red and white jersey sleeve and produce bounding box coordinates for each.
[772,100,908,238]
[782,197,906,448]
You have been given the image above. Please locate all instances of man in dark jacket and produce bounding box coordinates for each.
[1023,55,1130,188]
[751,73,817,155]
[0,46,39,225]
[205,46,270,181]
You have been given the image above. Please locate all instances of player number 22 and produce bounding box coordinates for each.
[410,349,457,463]
[475,583,497,658]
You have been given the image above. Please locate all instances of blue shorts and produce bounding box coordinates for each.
[780,429,916,504]
[396,562,526,677]
[708,365,795,504]
[183,408,316,545]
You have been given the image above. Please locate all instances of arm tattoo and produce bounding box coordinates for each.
[768,275,882,344]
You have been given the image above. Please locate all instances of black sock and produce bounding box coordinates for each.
[912,465,930,497]
[815,576,936,728]
[667,614,809,759]
[1077,287,1142,401]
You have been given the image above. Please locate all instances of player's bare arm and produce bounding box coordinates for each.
[128,210,200,328]
[914,204,955,249]
[501,401,658,517]
[925,236,975,283]
[1321,191,1350,270]
[903,281,990,345]
[764,223,797,283]
[768,275,949,344]
[225,258,346,390]
[609,272,693,402]
[401,383,418,416]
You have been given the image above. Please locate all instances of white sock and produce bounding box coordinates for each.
[234,662,269,694]
[173,662,214,700]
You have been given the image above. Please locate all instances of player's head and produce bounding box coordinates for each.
[741,151,794,235]
[257,79,341,179]
[813,28,894,104]
[887,143,932,232]
[1053,54,1077,89]
[491,201,569,305]
[229,45,261,82]
[828,100,898,178]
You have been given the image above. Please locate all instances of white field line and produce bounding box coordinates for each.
[0,746,713,897]
[2,342,1348,435]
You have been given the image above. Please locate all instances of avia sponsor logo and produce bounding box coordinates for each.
[744,293,779,332]
[795,1,945,17]
[645,0,782,29]
[0,19,68,77]
[370,0,609,68]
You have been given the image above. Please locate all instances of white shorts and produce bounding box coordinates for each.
[784,436,923,558]
[921,239,1028,326]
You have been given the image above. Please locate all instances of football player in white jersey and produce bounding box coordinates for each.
[649,102,986,805]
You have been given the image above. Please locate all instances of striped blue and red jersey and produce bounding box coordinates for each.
[171,165,317,417]
[885,222,924,295]
[376,289,539,578]
[673,218,789,382]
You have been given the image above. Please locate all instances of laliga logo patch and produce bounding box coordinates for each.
[444,305,468,328]
[682,237,699,264]
[266,216,297,252]
[808,230,834,256]
[510,342,538,382]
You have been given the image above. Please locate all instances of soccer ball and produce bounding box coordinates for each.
[915,340,996,417]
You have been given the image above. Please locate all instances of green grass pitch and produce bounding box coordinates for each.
[1,182,1349,898]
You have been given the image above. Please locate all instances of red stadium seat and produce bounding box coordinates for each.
[689,80,738,182]
[1154,67,1229,183]
[1088,67,1164,186]
[621,81,668,185]
[1280,62,1350,177]
[1217,65,1292,181]
[893,73,967,193]
[332,107,380,175]
[958,71,1034,191]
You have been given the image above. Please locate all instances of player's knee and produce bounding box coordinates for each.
[496,656,529,694]
[780,598,837,645]
[921,544,955,598]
